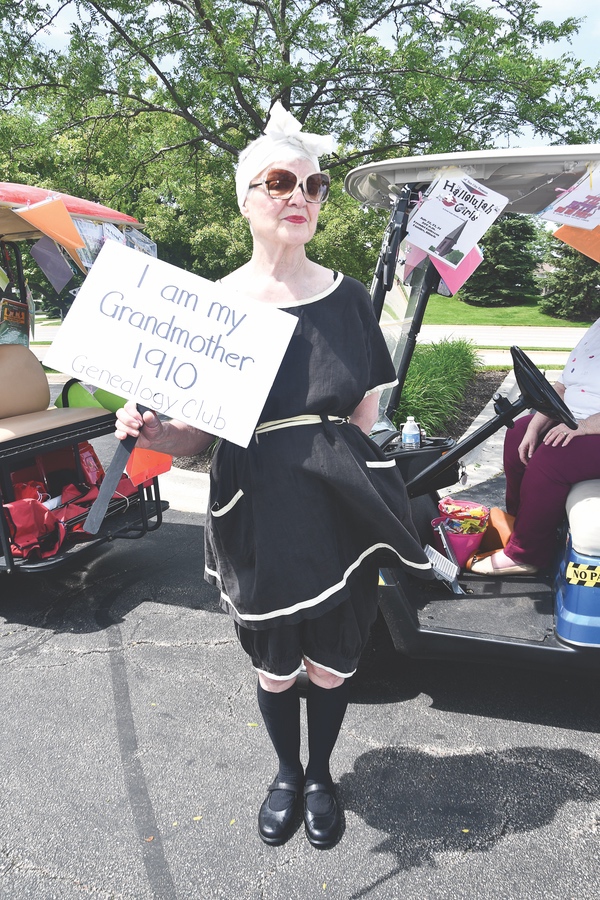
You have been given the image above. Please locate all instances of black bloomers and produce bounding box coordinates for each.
[234,562,380,679]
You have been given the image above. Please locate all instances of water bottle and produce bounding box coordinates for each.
[401,415,421,449]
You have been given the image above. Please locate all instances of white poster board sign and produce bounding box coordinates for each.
[406,169,508,268]
[539,162,600,230]
[45,241,297,447]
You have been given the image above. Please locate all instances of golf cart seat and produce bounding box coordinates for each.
[0,344,114,452]
[566,480,600,557]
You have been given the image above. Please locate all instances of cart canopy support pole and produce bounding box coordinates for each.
[384,259,441,422]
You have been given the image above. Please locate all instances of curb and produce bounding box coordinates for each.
[159,467,210,515]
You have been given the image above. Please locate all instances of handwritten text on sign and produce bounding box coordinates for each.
[45,241,297,447]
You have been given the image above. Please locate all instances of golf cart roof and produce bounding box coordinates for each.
[0,182,141,242]
[344,144,600,214]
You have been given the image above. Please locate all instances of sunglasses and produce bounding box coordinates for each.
[248,169,331,203]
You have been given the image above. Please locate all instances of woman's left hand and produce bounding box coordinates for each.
[543,420,587,447]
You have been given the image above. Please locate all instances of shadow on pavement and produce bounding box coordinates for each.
[339,745,600,897]
[0,517,222,635]
[351,611,600,733]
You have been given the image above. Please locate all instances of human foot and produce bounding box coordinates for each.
[258,778,302,845]
[469,549,538,576]
[304,781,341,848]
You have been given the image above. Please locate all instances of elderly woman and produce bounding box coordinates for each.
[471,318,600,575]
[116,103,432,848]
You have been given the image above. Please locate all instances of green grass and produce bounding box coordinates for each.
[423,294,593,328]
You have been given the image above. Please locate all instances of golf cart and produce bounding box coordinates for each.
[345,145,600,670]
[0,184,168,573]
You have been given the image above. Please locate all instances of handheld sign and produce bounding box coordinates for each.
[45,241,297,448]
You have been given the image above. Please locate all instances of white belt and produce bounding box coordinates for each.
[255,414,348,435]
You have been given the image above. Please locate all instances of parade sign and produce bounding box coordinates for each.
[45,241,297,447]
[406,169,508,268]
[540,163,600,231]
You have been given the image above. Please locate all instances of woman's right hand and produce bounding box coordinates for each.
[115,401,162,449]
[517,423,544,465]
[517,408,559,465]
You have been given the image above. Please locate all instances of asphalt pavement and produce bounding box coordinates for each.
[2,503,600,899]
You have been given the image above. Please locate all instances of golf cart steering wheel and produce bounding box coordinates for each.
[510,346,577,431]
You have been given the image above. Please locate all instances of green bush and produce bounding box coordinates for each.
[459,214,541,307]
[393,339,480,435]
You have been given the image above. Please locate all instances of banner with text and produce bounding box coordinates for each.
[540,163,600,231]
[45,241,297,447]
[406,169,508,269]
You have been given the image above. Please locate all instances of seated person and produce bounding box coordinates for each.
[471,318,600,576]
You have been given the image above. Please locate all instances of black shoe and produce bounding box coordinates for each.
[303,781,341,848]
[258,779,301,846]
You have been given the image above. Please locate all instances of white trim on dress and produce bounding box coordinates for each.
[365,379,398,396]
[271,275,344,308]
[253,663,304,680]
[205,541,431,623]
[211,489,244,517]
[303,656,357,679]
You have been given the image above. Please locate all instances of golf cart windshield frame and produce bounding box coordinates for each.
[347,145,600,495]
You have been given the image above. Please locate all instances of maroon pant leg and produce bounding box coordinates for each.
[503,415,531,517]
[503,416,600,567]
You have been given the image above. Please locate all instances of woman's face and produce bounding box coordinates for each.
[241,157,324,249]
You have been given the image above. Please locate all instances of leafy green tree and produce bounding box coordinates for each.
[539,241,600,321]
[459,214,541,306]
[1,0,600,286]
[2,1,599,160]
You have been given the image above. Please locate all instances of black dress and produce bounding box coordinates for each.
[204,275,433,629]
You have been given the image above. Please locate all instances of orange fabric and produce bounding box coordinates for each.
[465,549,496,572]
[553,224,600,264]
[479,508,515,552]
[14,198,85,250]
[126,447,172,486]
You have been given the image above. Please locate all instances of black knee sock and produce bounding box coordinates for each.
[256,681,303,797]
[305,679,350,787]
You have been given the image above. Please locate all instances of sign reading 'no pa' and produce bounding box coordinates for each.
[45,241,297,447]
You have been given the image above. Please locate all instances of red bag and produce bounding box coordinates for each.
[3,498,66,559]
[78,442,104,487]
[56,484,101,534]
[13,480,49,502]
[60,483,99,505]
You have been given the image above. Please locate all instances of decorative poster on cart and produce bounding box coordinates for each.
[406,169,508,269]
[539,163,600,231]
[45,241,297,448]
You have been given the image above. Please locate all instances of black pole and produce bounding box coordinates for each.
[405,394,524,497]
[370,189,412,321]
[385,260,441,421]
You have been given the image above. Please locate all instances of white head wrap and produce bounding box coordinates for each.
[235,101,335,209]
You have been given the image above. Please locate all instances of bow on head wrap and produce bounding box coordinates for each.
[235,101,335,209]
